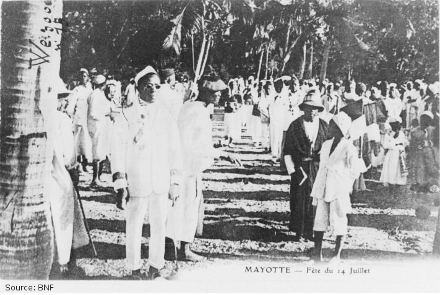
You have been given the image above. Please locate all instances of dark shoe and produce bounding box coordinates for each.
[130,269,147,280]
[146,266,161,280]
[91,161,100,186]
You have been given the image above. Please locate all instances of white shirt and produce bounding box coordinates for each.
[68,84,92,125]
[88,88,111,121]
[303,117,319,145]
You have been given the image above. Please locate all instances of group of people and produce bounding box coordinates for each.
[44,63,439,279]
[218,74,440,261]
[221,75,439,192]
[46,65,226,279]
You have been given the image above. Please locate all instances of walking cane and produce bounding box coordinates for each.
[72,176,98,257]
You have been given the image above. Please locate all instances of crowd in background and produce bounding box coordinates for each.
[220,75,440,193]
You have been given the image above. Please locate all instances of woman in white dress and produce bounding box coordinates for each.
[380,118,408,191]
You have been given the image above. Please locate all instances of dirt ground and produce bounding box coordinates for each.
[56,116,440,289]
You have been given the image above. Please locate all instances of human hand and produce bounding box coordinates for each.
[169,183,181,205]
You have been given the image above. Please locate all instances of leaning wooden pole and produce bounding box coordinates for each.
[199,36,212,78]
[194,35,207,82]
[299,42,307,79]
[0,0,63,279]
[264,43,269,80]
[256,46,264,82]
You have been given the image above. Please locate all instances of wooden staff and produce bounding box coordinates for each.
[71,175,98,257]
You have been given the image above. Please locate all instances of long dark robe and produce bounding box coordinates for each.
[283,116,328,237]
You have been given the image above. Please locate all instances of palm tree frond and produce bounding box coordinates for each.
[162,6,187,55]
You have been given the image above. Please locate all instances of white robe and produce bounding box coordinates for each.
[269,94,287,158]
[380,131,408,185]
[42,105,89,265]
[383,97,403,120]
[167,101,214,242]
[68,84,93,161]
[159,84,184,121]
[87,89,112,161]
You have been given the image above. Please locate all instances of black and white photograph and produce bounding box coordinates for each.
[0,0,439,292]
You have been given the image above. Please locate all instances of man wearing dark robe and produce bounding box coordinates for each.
[283,89,328,240]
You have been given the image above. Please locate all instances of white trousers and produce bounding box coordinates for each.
[126,193,169,270]
[73,124,92,162]
[313,199,348,236]
[261,122,270,148]
[249,116,262,144]
[269,122,284,158]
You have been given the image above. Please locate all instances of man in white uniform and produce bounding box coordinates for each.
[113,66,183,279]
[166,75,227,261]
[65,68,93,172]
[87,75,112,186]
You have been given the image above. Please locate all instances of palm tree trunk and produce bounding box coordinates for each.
[0,0,63,279]
[434,207,440,255]
[319,40,331,83]
[256,45,264,82]
[307,40,314,79]
[299,42,307,80]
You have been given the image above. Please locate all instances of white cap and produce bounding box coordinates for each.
[134,66,157,85]
[332,112,352,137]
[106,79,117,86]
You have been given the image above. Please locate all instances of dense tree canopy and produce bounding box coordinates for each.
[60,0,438,84]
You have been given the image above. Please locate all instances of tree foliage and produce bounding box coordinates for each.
[60,0,438,84]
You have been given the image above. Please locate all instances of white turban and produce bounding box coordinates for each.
[332,112,352,137]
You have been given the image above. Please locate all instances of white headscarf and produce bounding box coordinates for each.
[332,112,352,137]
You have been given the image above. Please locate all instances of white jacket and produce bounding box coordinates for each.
[311,138,367,213]
[113,101,183,196]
